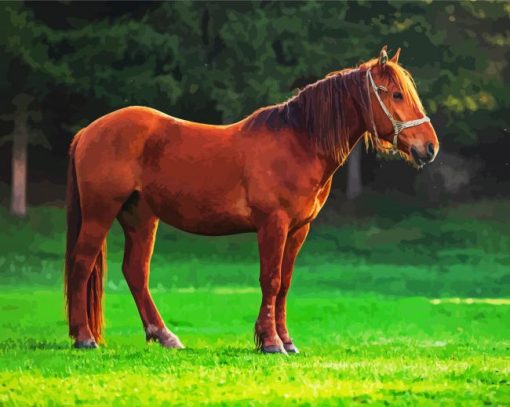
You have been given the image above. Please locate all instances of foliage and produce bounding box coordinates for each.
[1,1,509,146]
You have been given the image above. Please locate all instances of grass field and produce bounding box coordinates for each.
[0,201,509,405]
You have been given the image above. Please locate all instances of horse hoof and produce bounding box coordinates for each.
[283,342,299,354]
[146,325,185,349]
[262,344,288,355]
[74,339,98,349]
[160,335,185,349]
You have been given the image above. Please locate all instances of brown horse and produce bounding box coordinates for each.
[65,47,439,353]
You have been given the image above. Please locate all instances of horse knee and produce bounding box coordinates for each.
[277,290,289,306]
[259,276,281,297]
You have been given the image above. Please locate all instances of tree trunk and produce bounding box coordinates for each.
[10,117,28,217]
[346,142,362,200]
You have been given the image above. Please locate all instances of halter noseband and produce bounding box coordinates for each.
[367,68,430,154]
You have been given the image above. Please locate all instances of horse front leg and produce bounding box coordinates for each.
[276,223,310,354]
[254,211,289,354]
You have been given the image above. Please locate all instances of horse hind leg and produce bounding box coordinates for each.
[67,192,125,348]
[117,193,184,349]
[68,220,110,347]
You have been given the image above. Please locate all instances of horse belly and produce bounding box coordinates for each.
[142,170,254,236]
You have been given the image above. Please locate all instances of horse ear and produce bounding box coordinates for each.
[391,48,401,64]
[379,45,388,68]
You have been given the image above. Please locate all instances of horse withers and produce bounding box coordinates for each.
[65,47,439,353]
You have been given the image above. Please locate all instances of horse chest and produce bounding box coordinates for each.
[301,180,332,224]
[281,177,333,227]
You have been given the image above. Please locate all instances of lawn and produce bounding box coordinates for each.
[0,200,509,405]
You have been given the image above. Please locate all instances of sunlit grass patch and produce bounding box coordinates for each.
[430,298,510,305]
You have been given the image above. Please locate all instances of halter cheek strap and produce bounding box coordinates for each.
[367,69,430,154]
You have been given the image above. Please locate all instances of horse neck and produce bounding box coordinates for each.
[242,69,370,181]
[279,71,369,177]
[311,94,369,180]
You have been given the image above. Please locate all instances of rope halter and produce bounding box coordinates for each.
[367,68,430,154]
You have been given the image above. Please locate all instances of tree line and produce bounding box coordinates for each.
[1,1,509,216]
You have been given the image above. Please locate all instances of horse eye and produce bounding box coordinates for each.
[393,92,403,100]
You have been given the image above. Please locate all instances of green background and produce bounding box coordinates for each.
[1,1,509,405]
[1,201,509,405]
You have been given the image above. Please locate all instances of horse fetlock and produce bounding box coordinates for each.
[254,322,284,351]
[276,329,292,345]
[70,324,94,339]
[145,323,161,341]
[145,324,185,349]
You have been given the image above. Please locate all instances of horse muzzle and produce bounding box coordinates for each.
[410,142,437,167]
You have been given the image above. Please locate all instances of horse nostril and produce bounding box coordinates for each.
[426,143,435,160]
[411,147,423,166]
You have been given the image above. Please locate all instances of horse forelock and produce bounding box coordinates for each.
[364,58,426,113]
[390,63,426,113]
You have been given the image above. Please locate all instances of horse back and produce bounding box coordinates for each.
[72,106,331,235]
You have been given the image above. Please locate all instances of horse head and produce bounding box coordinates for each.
[362,46,439,168]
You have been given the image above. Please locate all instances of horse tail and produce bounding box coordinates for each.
[85,242,107,343]
[65,129,107,343]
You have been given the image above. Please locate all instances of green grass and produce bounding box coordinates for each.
[1,199,510,296]
[1,290,509,405]
[0,200,509,405]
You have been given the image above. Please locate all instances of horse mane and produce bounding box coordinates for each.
[244,68,371,163]
[243,59,425,163]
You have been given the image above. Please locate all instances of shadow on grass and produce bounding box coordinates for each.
[0,338,70,351]
[0,338,261,357]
